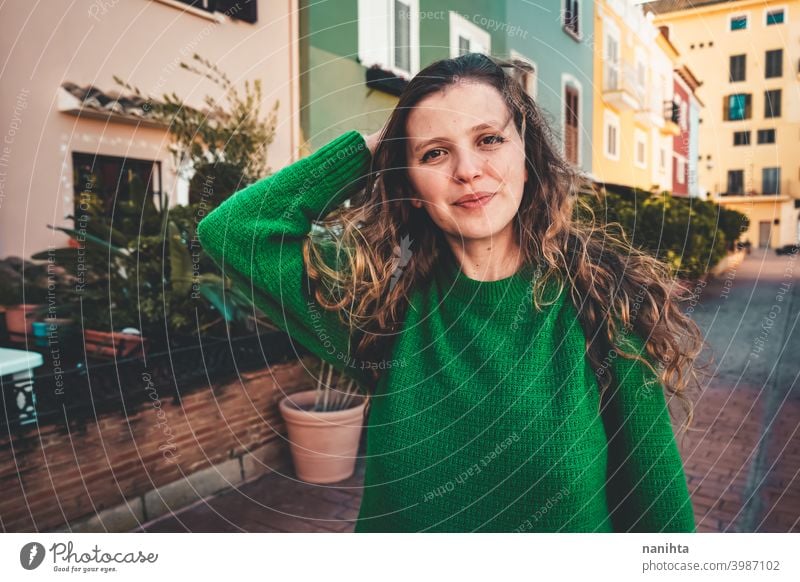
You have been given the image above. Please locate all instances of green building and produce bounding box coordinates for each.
[299,0,593,174]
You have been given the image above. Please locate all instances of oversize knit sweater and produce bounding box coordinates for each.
[196,130,696,533]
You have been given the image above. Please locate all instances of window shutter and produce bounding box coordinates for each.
[358,0,391,69]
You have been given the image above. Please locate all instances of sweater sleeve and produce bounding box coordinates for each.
[601,328,696,532]
[196,130,373,387]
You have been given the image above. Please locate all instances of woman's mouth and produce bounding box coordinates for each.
[453,192,496,210]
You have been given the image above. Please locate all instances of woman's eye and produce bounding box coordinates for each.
[419,136,503,163]
[481,134,506,146]
[420,148,445,163]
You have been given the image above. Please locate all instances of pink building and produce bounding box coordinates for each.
[671,64,702,197]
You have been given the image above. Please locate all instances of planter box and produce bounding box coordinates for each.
[84,329,147,359]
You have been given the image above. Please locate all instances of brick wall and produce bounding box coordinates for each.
[0,357,317,532]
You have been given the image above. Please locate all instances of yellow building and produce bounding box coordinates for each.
[649,0,800,248]
[592,0,680,192]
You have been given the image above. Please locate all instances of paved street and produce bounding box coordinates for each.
[137,248,800,533]
[680,247,800,532]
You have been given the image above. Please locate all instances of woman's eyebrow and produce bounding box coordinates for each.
[412,121,507,153]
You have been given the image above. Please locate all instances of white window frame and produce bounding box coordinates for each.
[562,0,583,41]
[764,5,787,26]
[634,46,647,96]
[728,12,750,31]
[676,156,686,185]
[604,109,620,161]
[358,0,420,78]
[634,129,647,169]
[509,49,538,101]
[449,11,491,58]
[603,19,621,91]
[561,73,583,168]
[680,100,688,131]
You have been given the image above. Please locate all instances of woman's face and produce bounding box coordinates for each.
[404,80,527,245]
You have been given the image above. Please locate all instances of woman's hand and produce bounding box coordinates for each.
[364,128,383,156]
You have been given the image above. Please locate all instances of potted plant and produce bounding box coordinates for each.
[0,257,49,340]
[279,360,369,484]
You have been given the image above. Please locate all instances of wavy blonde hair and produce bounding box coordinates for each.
[303,53,709,436]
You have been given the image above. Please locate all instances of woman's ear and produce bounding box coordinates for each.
[410,197,423,209]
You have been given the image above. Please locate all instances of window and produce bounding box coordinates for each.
[394,1,411,72]
[765,89,782,118]
[765,8,785,25]
[634,129,647,168]
[509,50,537,100]
[563,0,580,38]
[733,131,751,146]
[171,0,258,23]
[358,0,420,77]
[762,167,781,194]
[660,147,667,173]
[727,170,744,194]
[765,49,783,78]
[604,110,620,161]
[563,85,580,165]
[603,22,621,91]
[72,152,162,221]
[634,48,647,95]
[757,129,776,144]
[724,93,751,120]
[730,15,748,30]
[680,101,688,131]
[449,11,490,58]
[729,54,746,82]
[677,158,686,185]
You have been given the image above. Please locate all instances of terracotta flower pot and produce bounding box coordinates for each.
[279,389,367,484]
[5,304,41,336]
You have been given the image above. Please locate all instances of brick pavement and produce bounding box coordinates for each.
[137,378,799,533]
[680,380,800,532]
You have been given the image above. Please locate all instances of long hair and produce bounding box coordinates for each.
[303,52,708,435]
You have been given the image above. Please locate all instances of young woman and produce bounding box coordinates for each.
[197,53,705,533]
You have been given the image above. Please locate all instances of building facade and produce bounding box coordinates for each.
[672,62,703,197]
[592,0,684,193]
[0,0,299,258]
[301,0,595,175]
[650,0,800,247]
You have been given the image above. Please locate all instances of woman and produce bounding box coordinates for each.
[197,53,706,533]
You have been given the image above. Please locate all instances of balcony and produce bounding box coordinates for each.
[715,179,793,198]
[635,101,666,129]
[602,61,643,112]
[661,100,681,136]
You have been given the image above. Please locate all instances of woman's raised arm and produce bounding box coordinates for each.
[197,130,374,385]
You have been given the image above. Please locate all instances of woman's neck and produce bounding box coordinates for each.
[445,230,524,282]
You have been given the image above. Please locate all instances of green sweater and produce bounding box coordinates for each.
[197,130,696,533]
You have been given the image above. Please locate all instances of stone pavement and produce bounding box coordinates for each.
[138,447,365,533]
[137,248,800,533]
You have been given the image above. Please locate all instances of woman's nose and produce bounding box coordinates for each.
[452,147,484,184]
